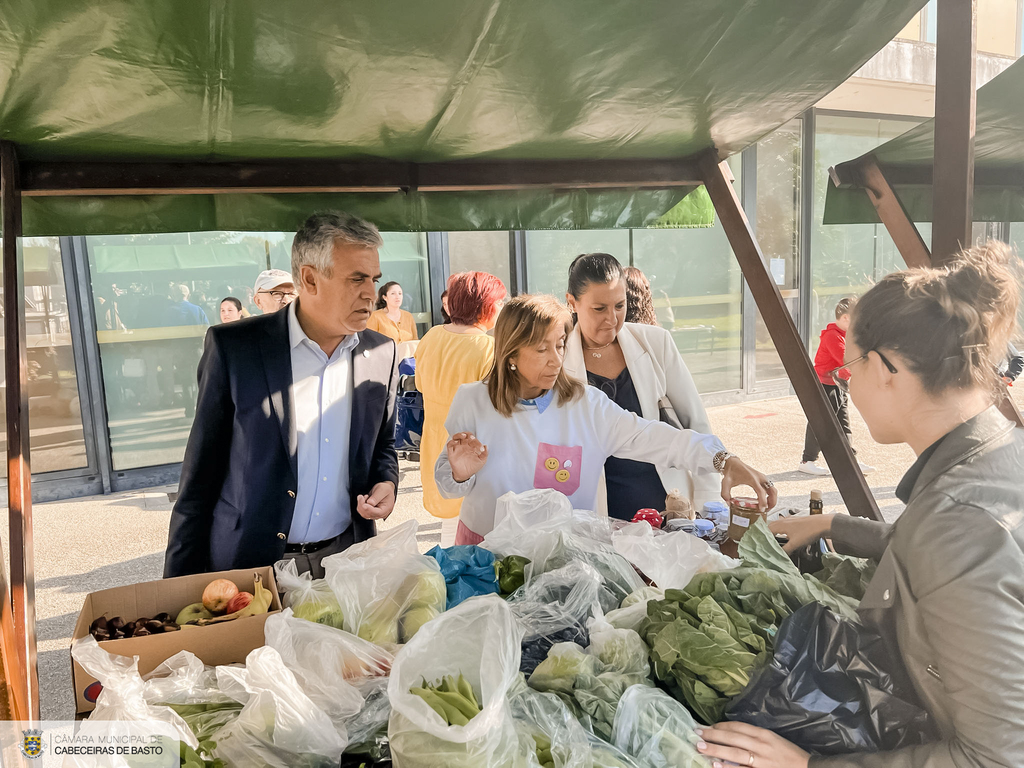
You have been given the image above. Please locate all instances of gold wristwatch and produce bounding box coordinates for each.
[713,450,735,474]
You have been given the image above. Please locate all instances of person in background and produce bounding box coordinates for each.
[165,211,400,579]
[563,253,722,518]
[623,266,659,326]
[800,297,875,476]
[1002,341,1023,385]
[416,272,507,546]
[699,241,1024,768]
[368,281,419,344]
[435,294,775,544]
[164,284,210,327]
[440,289,452,324]
[253,268,297,314]
[219,297,244,323]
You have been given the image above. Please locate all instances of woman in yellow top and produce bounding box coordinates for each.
[367,281,419,344]
[415,271,507,545]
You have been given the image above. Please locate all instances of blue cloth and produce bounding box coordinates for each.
[164,300,210,327]
[398,357,416,377]
[426,545,498,608]
[520,388,555,414]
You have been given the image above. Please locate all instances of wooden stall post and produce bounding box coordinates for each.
[698,151,882,521]
[1,140,40,719]
[932,0,977,263]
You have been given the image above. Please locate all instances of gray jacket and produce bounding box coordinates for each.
[812,407,1024,768]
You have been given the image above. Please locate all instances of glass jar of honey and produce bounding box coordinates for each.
[728,496,765,542]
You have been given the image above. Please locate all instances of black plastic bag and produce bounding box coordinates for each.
[726,603,935,755]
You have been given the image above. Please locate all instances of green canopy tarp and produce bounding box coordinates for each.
[0,0,924,234]
[825,56,1024,225]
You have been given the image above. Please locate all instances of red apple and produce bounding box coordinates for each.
[202,579,239,614]
[225,591,253,615]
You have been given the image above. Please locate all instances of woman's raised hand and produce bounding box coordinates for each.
[721,457,779,511]
[770,513,834,553]
[447,432,489,482]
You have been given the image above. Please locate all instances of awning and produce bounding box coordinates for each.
[825,56,1024,225]
[0,0,925,235]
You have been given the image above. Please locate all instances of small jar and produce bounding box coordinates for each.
[728,497,765,542]
[702,500,729,525]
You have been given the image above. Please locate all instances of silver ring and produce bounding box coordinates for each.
[762,480,775,489]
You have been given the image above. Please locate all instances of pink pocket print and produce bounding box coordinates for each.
[533,443,583,497]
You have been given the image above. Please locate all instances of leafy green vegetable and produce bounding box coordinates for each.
[812,552,877,600]
[496,555,530,596]
[612,685,713,768]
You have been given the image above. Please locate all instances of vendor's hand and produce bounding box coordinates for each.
[356,481,396,520]
[770,513,834,553]
[447,432,488,483]
[721,457,778,511]
[696,722,809,768]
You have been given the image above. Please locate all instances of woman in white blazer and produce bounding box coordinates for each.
[563,253,722,518]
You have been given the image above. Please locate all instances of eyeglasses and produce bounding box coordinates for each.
[827,350,898,394]
[258,289,296,302]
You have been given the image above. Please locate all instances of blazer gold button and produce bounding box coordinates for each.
[287,490,296,498]
[277,532,286,540]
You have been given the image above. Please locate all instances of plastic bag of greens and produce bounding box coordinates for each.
[508,562,602,675]
[323,520,447,646]
[70,636,203,766]
[726,602,935,755]
[388,595,530,768]
[426,544,499,608]
[509,687,591,768]
[275,557,347,628]
[213,645,347,767]
[264,608,392,740]
[611,523,737,589]
[613,685,712,768]
[586,614,650,680]
[143,650,243,757]
[605,587,665,633]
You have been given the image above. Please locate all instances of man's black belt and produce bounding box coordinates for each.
[284,533,342,554]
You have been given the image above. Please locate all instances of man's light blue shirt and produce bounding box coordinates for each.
[286,301,359,543]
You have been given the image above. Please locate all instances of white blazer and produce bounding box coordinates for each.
[564,322,721,513]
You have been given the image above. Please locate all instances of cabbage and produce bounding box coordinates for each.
[400,605,441,643]
[292,598,345,629]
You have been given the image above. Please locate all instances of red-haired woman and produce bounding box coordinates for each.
[415,272,507,544]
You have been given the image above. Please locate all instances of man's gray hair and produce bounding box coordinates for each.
[291,211,383,279]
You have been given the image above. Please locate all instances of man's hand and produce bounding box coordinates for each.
[447,432,488,483]
[357,481,396,520]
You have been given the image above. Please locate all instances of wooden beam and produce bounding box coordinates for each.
[18,158,702,197]
[1,141,40,719]
[932,0,977,263]
[699,150,882,521]
[850,157,932,269]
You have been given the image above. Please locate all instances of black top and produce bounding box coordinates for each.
[895,434,948,504]
[587,366,668,520]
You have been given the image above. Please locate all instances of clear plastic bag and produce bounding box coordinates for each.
[612,685,713,768]
[212,646,347,767]
[275,558,347,629]
[507,562,603,675]
[604,587,665,633]
[388,595,530,768]
[323,520,447,646]
[611,522,737,590]
[509,686,591,768]
[69,636,202,765]
[586,615,650,680]
[264,608,393,740]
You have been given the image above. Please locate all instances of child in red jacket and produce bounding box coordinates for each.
[800,297,875,475]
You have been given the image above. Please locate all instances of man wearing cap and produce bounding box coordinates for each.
[253,268,297,314]
[164,212,400,578]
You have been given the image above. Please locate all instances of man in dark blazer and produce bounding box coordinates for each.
[164,212,400,578]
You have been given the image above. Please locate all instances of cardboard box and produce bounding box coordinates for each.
[71,566,281,714]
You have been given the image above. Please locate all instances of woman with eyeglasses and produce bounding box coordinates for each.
[698,241,1024,768]
[562,253,722,519]
[435,294,776,544]
[368,281,419,344]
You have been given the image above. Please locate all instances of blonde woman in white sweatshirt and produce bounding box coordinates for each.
[435,294,776,545]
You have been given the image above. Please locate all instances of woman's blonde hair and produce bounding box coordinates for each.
[487,295,584,417]
[850,240,1021,395]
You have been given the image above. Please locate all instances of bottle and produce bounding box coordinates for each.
[809,489,823,515]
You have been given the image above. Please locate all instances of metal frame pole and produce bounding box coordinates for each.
[1,140,40,718]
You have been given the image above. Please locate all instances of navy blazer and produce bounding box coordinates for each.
[163,307,399,577]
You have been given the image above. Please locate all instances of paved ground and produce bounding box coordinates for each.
[12,389,1022,719]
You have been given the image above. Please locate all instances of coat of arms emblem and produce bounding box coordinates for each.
[21,728,45,758]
